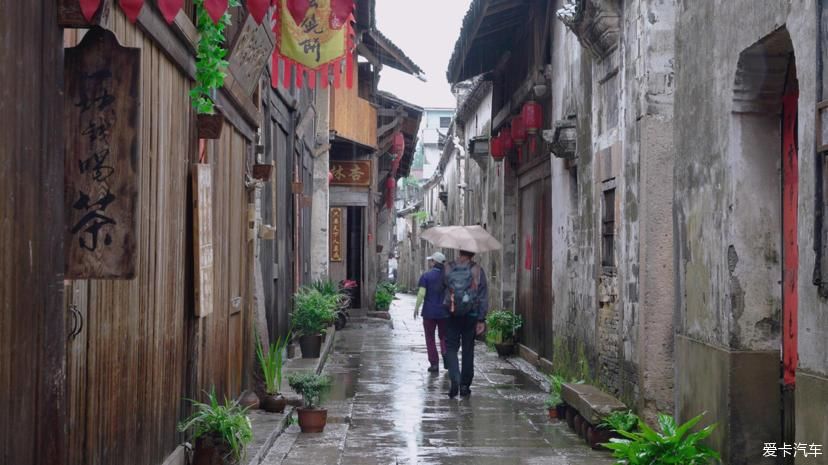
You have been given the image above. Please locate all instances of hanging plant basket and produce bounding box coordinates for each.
[198,112,224,139]
[253,163,273,181]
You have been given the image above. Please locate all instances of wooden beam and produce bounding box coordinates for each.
[136,6,196,79]
[448,0,492,83]
[377,115,402,138]
[357,43,383,70]
[493,72,537,129]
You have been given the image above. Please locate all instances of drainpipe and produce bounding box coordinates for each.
[815,0,826,296]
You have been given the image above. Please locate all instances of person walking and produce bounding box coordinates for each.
[444,250,488,398]
[413,252,450,373]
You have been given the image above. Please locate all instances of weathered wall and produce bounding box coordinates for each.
[673,0,823,462]
[311,88,330,281]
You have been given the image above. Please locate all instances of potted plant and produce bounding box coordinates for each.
[291,287,337,358]
[178,390,253,465]
[288,372,332,433]
[375,281,397,311]
[191,0,241,139]
[255,333,290,413]
[603,413,719,464]
[485,310,524,357]
[546,375,583,420]
[310,280,350,330]
[589,410,639,449]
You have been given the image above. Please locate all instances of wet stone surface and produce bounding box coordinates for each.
[263,295,614,465]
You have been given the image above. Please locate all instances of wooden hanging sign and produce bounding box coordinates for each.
[228,14,277,96]
[64,27,140,279]
[330,208,343,262]
[330,160,372,187]
[193,164,215,317]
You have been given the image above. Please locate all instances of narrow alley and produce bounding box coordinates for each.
[264,294,613,465]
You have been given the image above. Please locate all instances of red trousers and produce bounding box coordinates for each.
[423,318,447,365]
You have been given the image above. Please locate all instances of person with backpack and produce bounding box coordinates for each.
[443,250,488,398]
[413,252,450,373]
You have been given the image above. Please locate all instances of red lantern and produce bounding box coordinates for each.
[386,176,396,209]
[511,116,527,145]
[490,132,505,161]
[502,126,514,152]
[521,100,543,134]
[392,132,405,156]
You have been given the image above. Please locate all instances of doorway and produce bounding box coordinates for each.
[347,206,365,308]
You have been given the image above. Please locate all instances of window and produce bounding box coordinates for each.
[602,187,616,269]
[439,117,451,129]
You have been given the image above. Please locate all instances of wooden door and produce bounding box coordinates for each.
[517,169,553,359]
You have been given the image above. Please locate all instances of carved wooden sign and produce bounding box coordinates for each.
[330,208,343,262]
[193,164,215,317]
[228,14,277,95]
[64,27,140,279]
[330,160,373,187]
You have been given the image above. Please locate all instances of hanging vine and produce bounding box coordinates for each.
[191,0,241,114]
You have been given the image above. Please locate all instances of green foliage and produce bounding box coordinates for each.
[309,280,349,308]
[292,287,337,336]
[375,281,398,310]
[288,372,331,409]
[178,389,253,463]
[485,310,523,342]
[544,375,584,408]
[256,332,290,395]
[412,211,429,222]
[600,410,640,434]
[191,0,241,114]
[603,413,719,465]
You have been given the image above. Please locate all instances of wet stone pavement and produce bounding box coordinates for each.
[263,294,614,465]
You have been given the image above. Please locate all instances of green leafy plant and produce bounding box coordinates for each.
[600,410,640,434]
[178,389,253,463]
[191,0,241,114]
[378,281,400,297]
[485,310,524,343]
[375,286,394,311]
[292,287,338,336]
[310,280,349,309]
[413,211,429,222]
[288,372,331,409]
[544,375,584,408]
[603,413,719,465]
[256,332,290,395]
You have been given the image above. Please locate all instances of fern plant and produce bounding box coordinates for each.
[603,413,719,465]
[178,389,253,463]
[292,287,338,336]
[191,0,241,114]
[600,410,640,434]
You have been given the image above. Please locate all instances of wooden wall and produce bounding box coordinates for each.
[62,9,253,465]
[330,63,377,148]
[0,2,66,465]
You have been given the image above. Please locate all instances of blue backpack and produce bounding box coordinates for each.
[446,263,480,316]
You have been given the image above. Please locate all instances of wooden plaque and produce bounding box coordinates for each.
[64,27,140,279]
[330,160,373,187]
[193,164,215,317]
[330,208,343,262]
[228,14,276,95]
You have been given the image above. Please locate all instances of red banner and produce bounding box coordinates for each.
[158,0,184,23]
[119,0,144,22]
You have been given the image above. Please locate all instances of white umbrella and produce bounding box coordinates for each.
[420,225,502,253]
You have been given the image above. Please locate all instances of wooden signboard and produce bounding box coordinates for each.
[330,208,343,262]
[64,27,140,279]
[193,164,215,317]
[228,14,277,95]
[330,160,373,187]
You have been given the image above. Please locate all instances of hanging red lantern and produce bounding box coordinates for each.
[521,100,543,134]
[511,115,527,144]
[502,126,514,152]
[490,132,505,161]
[391,132,405,156]
[391,154,402,176]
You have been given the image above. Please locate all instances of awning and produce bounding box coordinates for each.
[361,30,425,78]
[446,0,531,84]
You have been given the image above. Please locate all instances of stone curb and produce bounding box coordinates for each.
[244,326,337,465]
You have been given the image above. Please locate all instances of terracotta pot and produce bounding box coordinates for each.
[193,435,237,465]
[494,342,515,357]
[586,425,613,449]
[260,394,287,413]
[198,113,224,139]
[297,407,328,433]
[298,334,322,358]
[565,406,576,429]
[555,403,567,419]
[547,407,558,420]
[252,164,273,181]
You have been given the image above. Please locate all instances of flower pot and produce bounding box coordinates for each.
[296,407,328,433]
[586,425,613,450]
[193,435,237,465]
[547,407,558,420]
[260,394,287,413]
[252,164,273,181]
[298,334,322,359]
[494,342,515,357]
[198,113,224,139]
